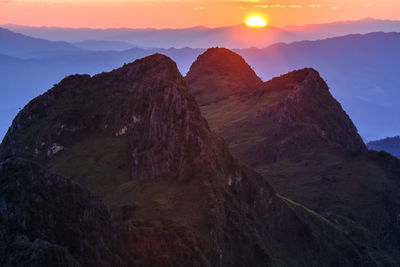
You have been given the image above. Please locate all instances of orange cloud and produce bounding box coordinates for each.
[254,4,302,8]
[1,0,400,29]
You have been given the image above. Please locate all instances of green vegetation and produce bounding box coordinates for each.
[186,48,400,264]
[2,50,400,266]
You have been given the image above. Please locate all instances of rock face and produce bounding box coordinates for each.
[186,48,400,262]
[261,68,366,152]
[187,50,366,165]
[1,53,399,266]
[0,157,134,266]
[186,47,262,105]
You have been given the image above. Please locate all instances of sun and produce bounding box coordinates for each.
[245,16,267,27]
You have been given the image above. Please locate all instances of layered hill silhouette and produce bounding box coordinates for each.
[187,48,400,262]
[4,18,400,48]
[3,53,396,265]
[0,28,82,58]
[368,136,400,159]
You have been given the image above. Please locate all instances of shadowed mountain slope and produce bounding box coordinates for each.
[0,157,135,266]
[187,48,400,259]
[1,54,398,266]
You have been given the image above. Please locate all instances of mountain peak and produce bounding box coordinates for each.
[130,52,174,65]
[267,68,324,90]
[116,53,183,84]
[186,47,262,105]
[246,68,367,156]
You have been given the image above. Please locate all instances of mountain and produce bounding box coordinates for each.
[1,53,397,266]
[1,24,297,49]
[2,29,400,142]
[0,27,82,58]
[186,48,262,105]
[3,18,400,49]
[0,41,204,140]
[368,136,400,159]
[73,40,137,51]
[284,17,400,39]
[236,32,400,140]
[188,48,366,156]
[186,48,400,260]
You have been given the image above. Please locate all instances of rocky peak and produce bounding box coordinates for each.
[116,53,185,88]
[186,47,262,105]
[0,53,241,185]
[266,68,324,89]
[259,68,366,153]
[0,53,251,264]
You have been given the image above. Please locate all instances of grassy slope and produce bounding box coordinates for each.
[202,84,400,243]
[195,66,400,260]
[48,134,210,231]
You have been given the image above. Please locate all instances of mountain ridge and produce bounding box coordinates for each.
[4,17,400,48]
[2,30,400,141]
[0,27,83,58]
[368,136,400,159]
[186,48,400,259]
[2,52,398,265]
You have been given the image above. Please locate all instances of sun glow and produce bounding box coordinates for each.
[245,16,267,27]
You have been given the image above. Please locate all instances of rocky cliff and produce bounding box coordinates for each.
[187,48,366,164]
[0,157,135,266]
[1,53,399,266]
[186,48,400,261]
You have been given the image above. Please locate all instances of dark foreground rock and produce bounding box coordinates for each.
[0,157,135,266]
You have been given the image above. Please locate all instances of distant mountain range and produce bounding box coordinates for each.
[0,28,82,58]
[72,40,137,51]
[1,22,400,141]
[368,136,400,159]
[3,17,400,48]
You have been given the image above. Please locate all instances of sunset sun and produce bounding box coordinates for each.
[245,16,267,27]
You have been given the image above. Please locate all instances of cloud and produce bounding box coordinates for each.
[365,3,373,7]
[331,6,339,10]
[308,4,321,8]
[254,4,302,8]
[232,0,261,2]
[194,6,204,10]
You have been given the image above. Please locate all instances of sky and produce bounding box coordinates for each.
[1,0,400,29]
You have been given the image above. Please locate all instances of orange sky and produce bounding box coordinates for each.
[1,0,400,29]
